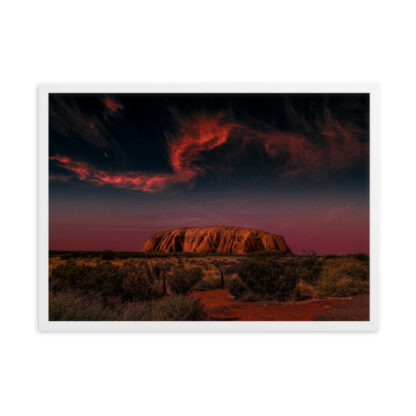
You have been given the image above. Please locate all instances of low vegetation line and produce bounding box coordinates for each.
[49,250,369,321]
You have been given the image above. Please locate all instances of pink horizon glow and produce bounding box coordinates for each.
[49,197,369,255]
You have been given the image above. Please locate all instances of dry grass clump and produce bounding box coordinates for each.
[229,255,369,302]
[49,292,206,321]
[316,257,369,297]
[49,259,209,321]
[293,279,316,300]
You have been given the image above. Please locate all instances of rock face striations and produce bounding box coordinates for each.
[141,225,291,255]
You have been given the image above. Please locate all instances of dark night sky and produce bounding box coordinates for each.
[49,93,369,254]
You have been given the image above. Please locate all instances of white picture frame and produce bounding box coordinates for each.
[38,83,379,332]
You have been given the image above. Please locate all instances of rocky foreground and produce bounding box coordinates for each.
[141,225,291,255]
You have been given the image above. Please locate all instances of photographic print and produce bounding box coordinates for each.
[39,85,377,330]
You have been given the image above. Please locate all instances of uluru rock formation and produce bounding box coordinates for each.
[141,225,291,255]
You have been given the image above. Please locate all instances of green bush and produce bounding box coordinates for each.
[151,296,207,321]
[168,267,203,295]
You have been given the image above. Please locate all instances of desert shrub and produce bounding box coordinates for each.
[318,276,369,297]
[106,296,206,321]
[121,261,164,302]
[293,256,322,284]
[151,296,207,321]
[317,258,369,297]
[229,278,249,298]
[49,292,117,321]
[50,261,124,303]
[49,291,206,321]
[86,262,123,301]
[350,253,369,262]
[234,258,298,301]
[101,250,115,260]
[194,276,222,291]
[50,261,94,292]
[293,279,316,301]
[168,267,203,295]
[223,262,239,275]
[120,302,152,320]
[60,252,74,260]
[247,250,283,258]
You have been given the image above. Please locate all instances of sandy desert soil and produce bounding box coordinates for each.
[190,289,367,321]
[313,294,369,321]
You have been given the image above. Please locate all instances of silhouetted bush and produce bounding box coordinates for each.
[194,276,222,291]
[101,250,115,260]
[247,250,283,258]
[168,267,203,295]
[60,253,74,260]
[229,278,249,299]
[223,262,240,275]
[233,258,298,301]
[350,253,369,262]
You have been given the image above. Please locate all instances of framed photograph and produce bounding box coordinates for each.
[38,83,379,331]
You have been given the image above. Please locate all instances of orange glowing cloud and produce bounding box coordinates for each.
[50,113,238,193]
[168,113,241,172]
[50,109,368,192]
[259,109,368,178]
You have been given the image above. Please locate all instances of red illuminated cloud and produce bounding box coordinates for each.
[50,155,192,193]
[50,113,238,193]
[50,110,368,193]
[103,97,123,116]
[168,113,241,172]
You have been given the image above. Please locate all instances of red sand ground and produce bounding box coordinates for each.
[190,289,365,321]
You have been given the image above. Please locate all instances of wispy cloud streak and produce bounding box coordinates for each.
[50,107,368,193]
